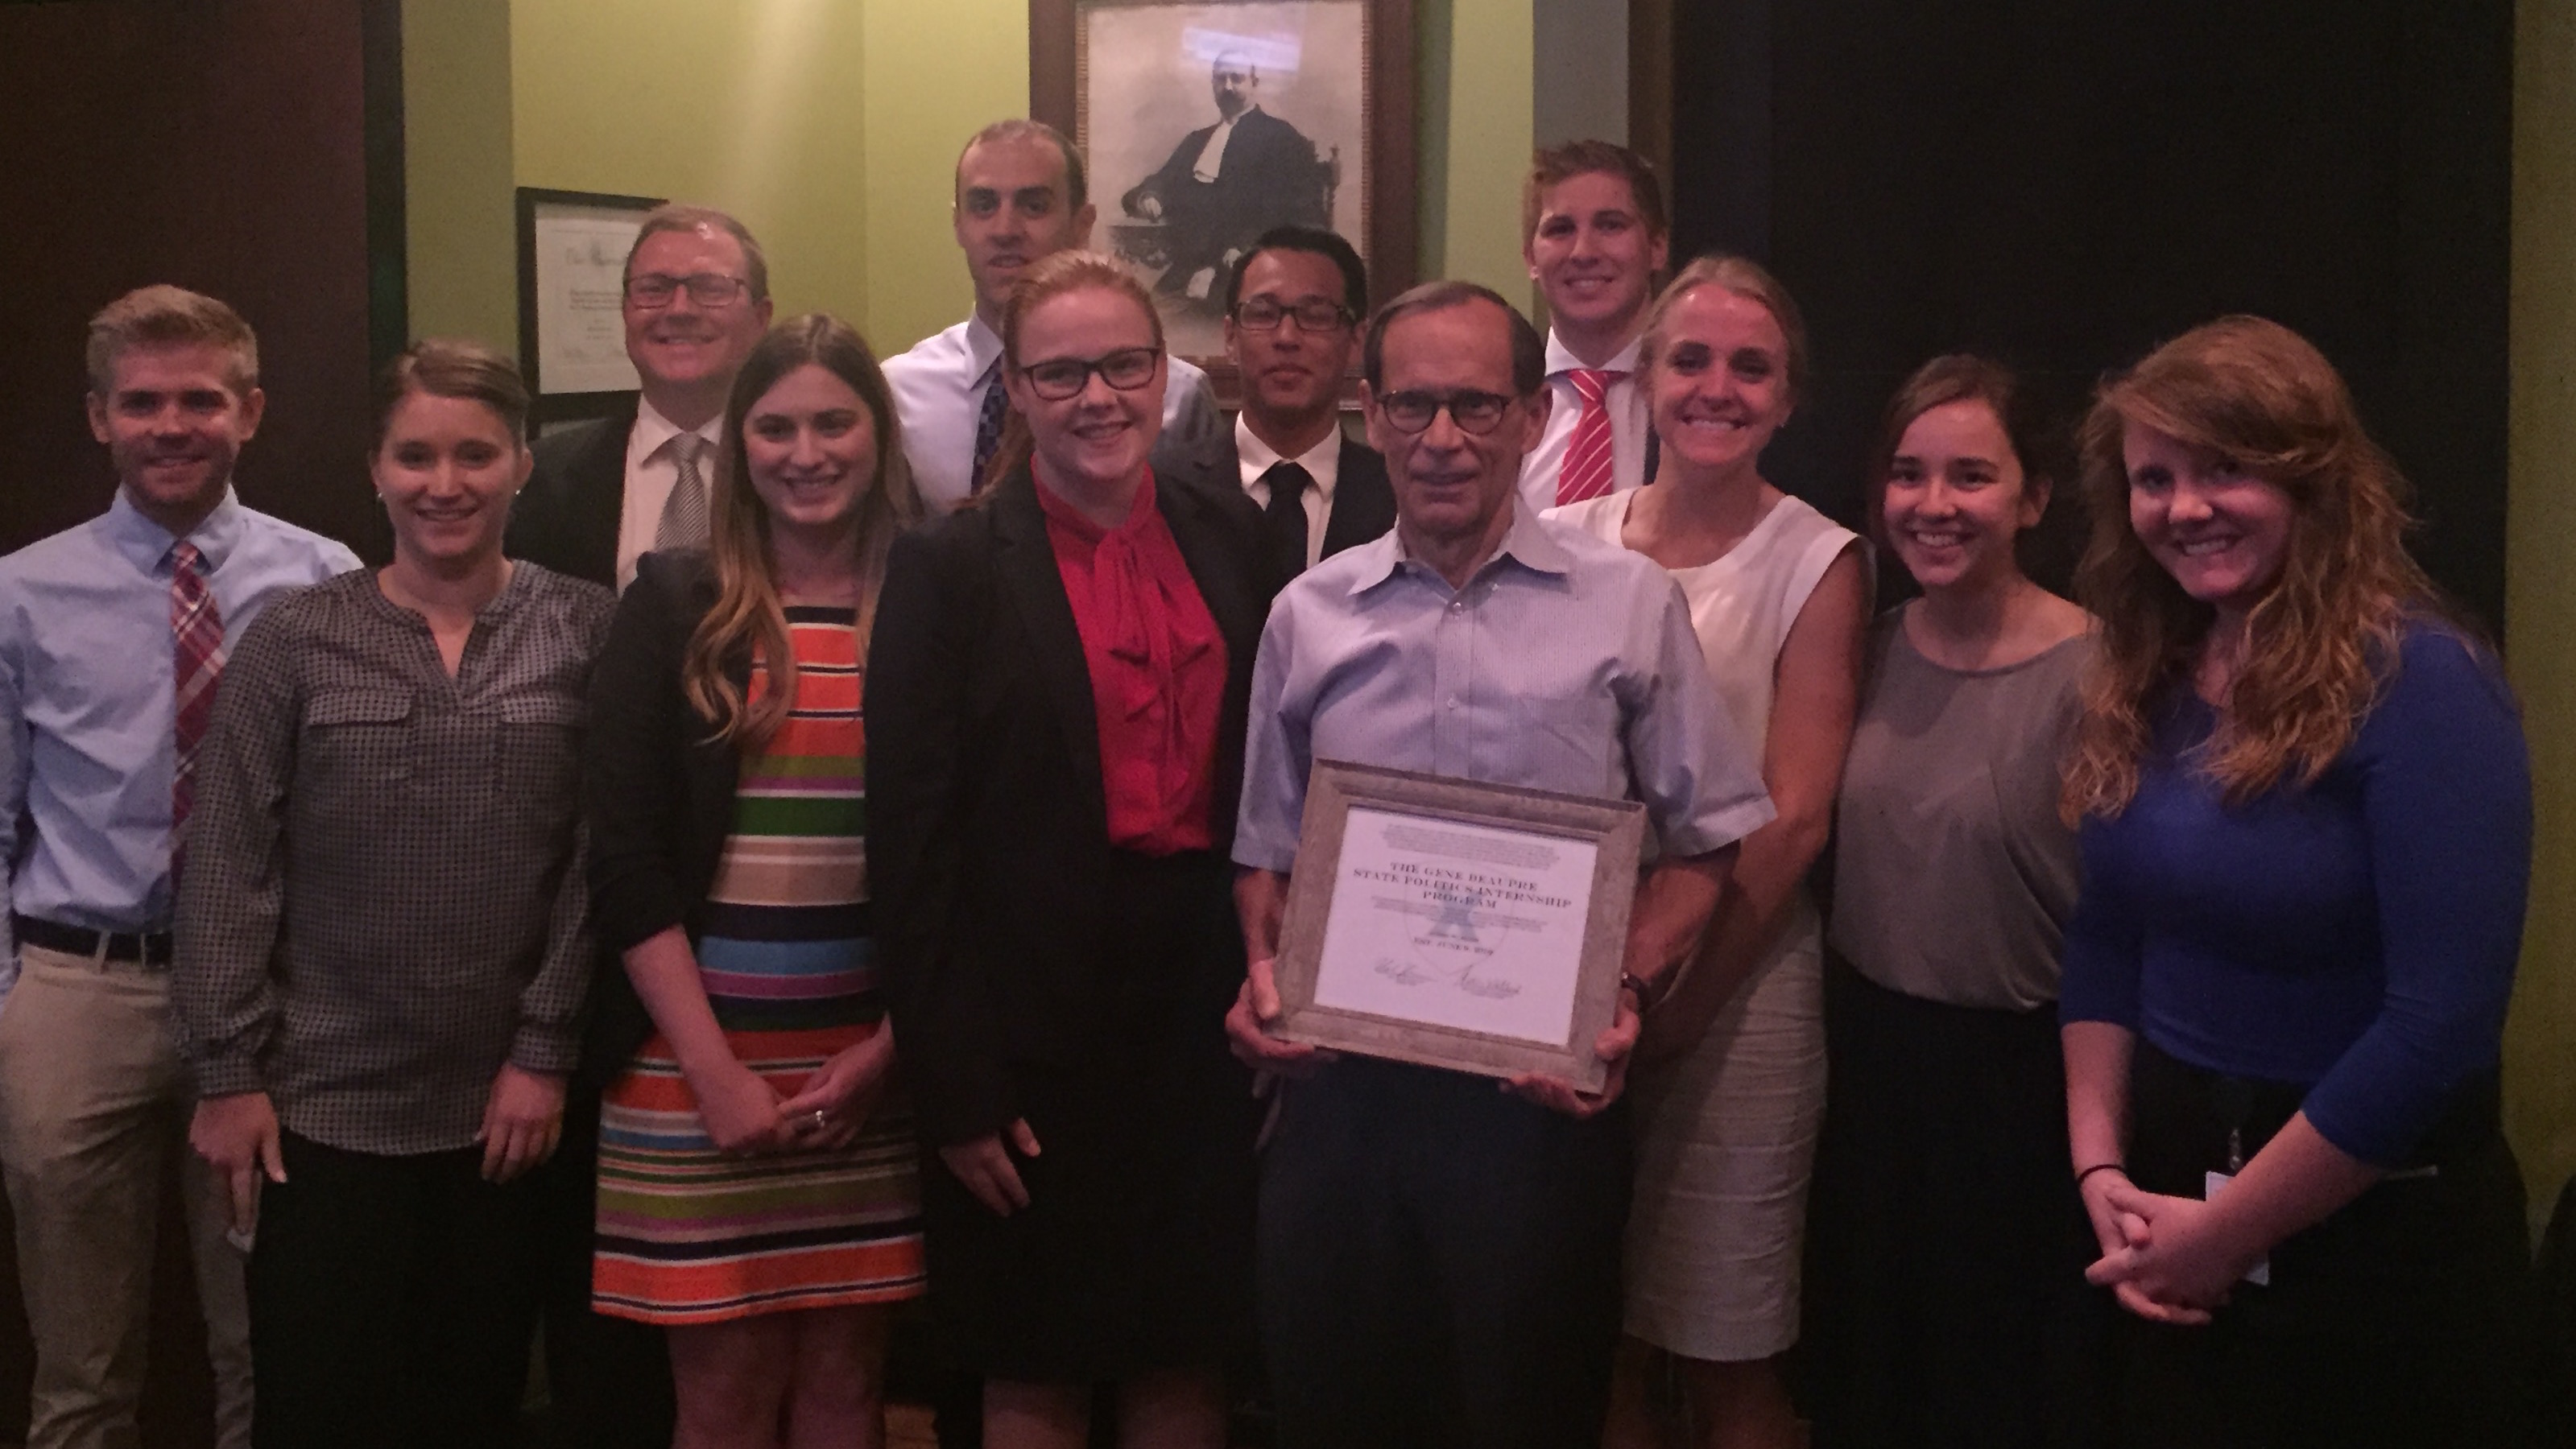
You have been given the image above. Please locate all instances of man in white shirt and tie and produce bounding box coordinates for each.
[1515,141,1673,519]
[503,201,775,1449]
[884,118,1219,511]
[508,204,776,591]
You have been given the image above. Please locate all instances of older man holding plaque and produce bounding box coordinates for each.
[1226,280,1773,1449]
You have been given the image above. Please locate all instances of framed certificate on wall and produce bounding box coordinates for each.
[1266,761,1644,1092]
[515,187,663,422]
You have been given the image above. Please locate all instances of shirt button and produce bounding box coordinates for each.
[1448,598,1465,613]
[1447,697,1460,709]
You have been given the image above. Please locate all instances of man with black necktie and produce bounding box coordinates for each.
[1153,225,1394,576]
[502,203,771,1449]
[507,203,775,591]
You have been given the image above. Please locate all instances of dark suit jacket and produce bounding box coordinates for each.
[1122,107,1327,281]
[509,397,640,588]
[578,547,745,1085]
[867,466,1280,1146]
[1152,425,1396,566]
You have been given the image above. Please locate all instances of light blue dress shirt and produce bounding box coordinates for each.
[1234,502,1777,873]
[0,489,359,997]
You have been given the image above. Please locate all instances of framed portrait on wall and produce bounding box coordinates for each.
[516,187,664,423]
[1032,0,1416,402]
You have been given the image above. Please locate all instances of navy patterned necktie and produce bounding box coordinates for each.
[970,368,1010,492]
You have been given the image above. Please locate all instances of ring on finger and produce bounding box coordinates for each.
[809,1109,828,1131]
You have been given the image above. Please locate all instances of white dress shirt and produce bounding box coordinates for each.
[883,312,1224,512]
[616,398,723,591]
[1515,329,1652,520]
[1234,415,1342,570]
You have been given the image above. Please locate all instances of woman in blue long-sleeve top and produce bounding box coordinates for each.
[2057,315,2533,1447]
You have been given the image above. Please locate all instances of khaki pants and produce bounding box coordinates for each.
[0,943,254,1449]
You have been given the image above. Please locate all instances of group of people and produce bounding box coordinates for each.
[0,118,2534,1449]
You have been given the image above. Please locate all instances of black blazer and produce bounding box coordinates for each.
[1150,425,1397,566]
[509,397,640,589]
[578,547,746,1084]
[867,466,1280,1145]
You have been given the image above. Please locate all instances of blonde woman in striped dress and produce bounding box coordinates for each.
[585,314,928,1449]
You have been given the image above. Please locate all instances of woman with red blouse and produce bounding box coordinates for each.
[867,251,1280,1449]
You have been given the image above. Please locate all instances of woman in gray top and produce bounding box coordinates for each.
[1802,356,2098,1448]
[173,341,614,1449]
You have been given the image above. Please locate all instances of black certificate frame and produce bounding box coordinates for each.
[515,185,664,425]
[1267,760,1646,1091]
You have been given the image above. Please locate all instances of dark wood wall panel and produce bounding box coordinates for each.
[0,0,395,560]
[1663,0,2512,629]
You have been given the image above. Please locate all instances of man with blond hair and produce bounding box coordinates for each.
[508,202,776,590]
[886,118,1219,510]
[1517,139,1673,518]
[0,286,357,1449]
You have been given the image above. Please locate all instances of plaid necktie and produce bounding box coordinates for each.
[1556,369,1626,506]
[971,367,1011,493]
[170,541,224,854]
[655,435,711,549]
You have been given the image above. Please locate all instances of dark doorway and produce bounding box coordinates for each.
[1661,0,2512,630]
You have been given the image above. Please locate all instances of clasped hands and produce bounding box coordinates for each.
[2080,1170,2268,1326]
[1220,955,1641,1119]
[693,1030,894,1158]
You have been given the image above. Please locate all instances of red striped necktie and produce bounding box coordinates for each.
[170,541,225,851]
[1556,368,1625,506]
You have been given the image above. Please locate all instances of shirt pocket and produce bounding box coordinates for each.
[494,693,585,803]
[301,689,416,790]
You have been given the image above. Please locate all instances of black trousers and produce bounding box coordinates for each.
[1257,1059,1631,1449]
[529,1083,675,1448]
[2107,1043,2534,1449]
[249,1130,546,1449]
[1802,960,2108,1449]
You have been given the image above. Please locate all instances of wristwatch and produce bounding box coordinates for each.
[1617,970,1667,1013]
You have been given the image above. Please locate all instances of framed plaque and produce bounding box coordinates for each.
[515,186,664,423]
[1267,761,1645,1092]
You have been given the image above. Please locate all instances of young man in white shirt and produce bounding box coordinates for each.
[1515,140,1673,519]
[885,118,1219,511]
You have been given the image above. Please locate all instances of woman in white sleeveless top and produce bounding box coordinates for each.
[1549,255,1867,1449]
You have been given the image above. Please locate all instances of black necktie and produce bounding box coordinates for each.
[1259,461,1313,579]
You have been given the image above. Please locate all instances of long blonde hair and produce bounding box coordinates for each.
[2061,315,2444,819]
[683,313,925,748]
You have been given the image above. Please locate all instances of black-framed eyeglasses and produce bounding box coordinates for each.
[1377,389,1516,435]
[1016,347,1161,401]
[1232,297,1354,333]
[625,272,753,309]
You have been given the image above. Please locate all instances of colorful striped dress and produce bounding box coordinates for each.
[593,607,926,1323]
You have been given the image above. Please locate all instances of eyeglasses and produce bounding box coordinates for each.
[1232,297,1354,333]
[625,272,753,309]
[1016,347,1161,401]
[1376,389,1517,436]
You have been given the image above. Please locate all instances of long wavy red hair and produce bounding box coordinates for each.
[2061,315,2446,820]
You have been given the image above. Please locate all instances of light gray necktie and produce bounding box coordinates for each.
[655,435,711,549]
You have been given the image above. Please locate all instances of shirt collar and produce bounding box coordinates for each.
[1347,496,1573,597]
[105,486,245,576]
[1234,415,1341,501]
[633,394,722,461]
[1544,328,1644,379]
[966,313,1007,386]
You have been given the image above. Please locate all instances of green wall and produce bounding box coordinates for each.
[2508,0,2576,1216]
[509,0,873,331]
[402,0,516,350]
[408,0,1537,356]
